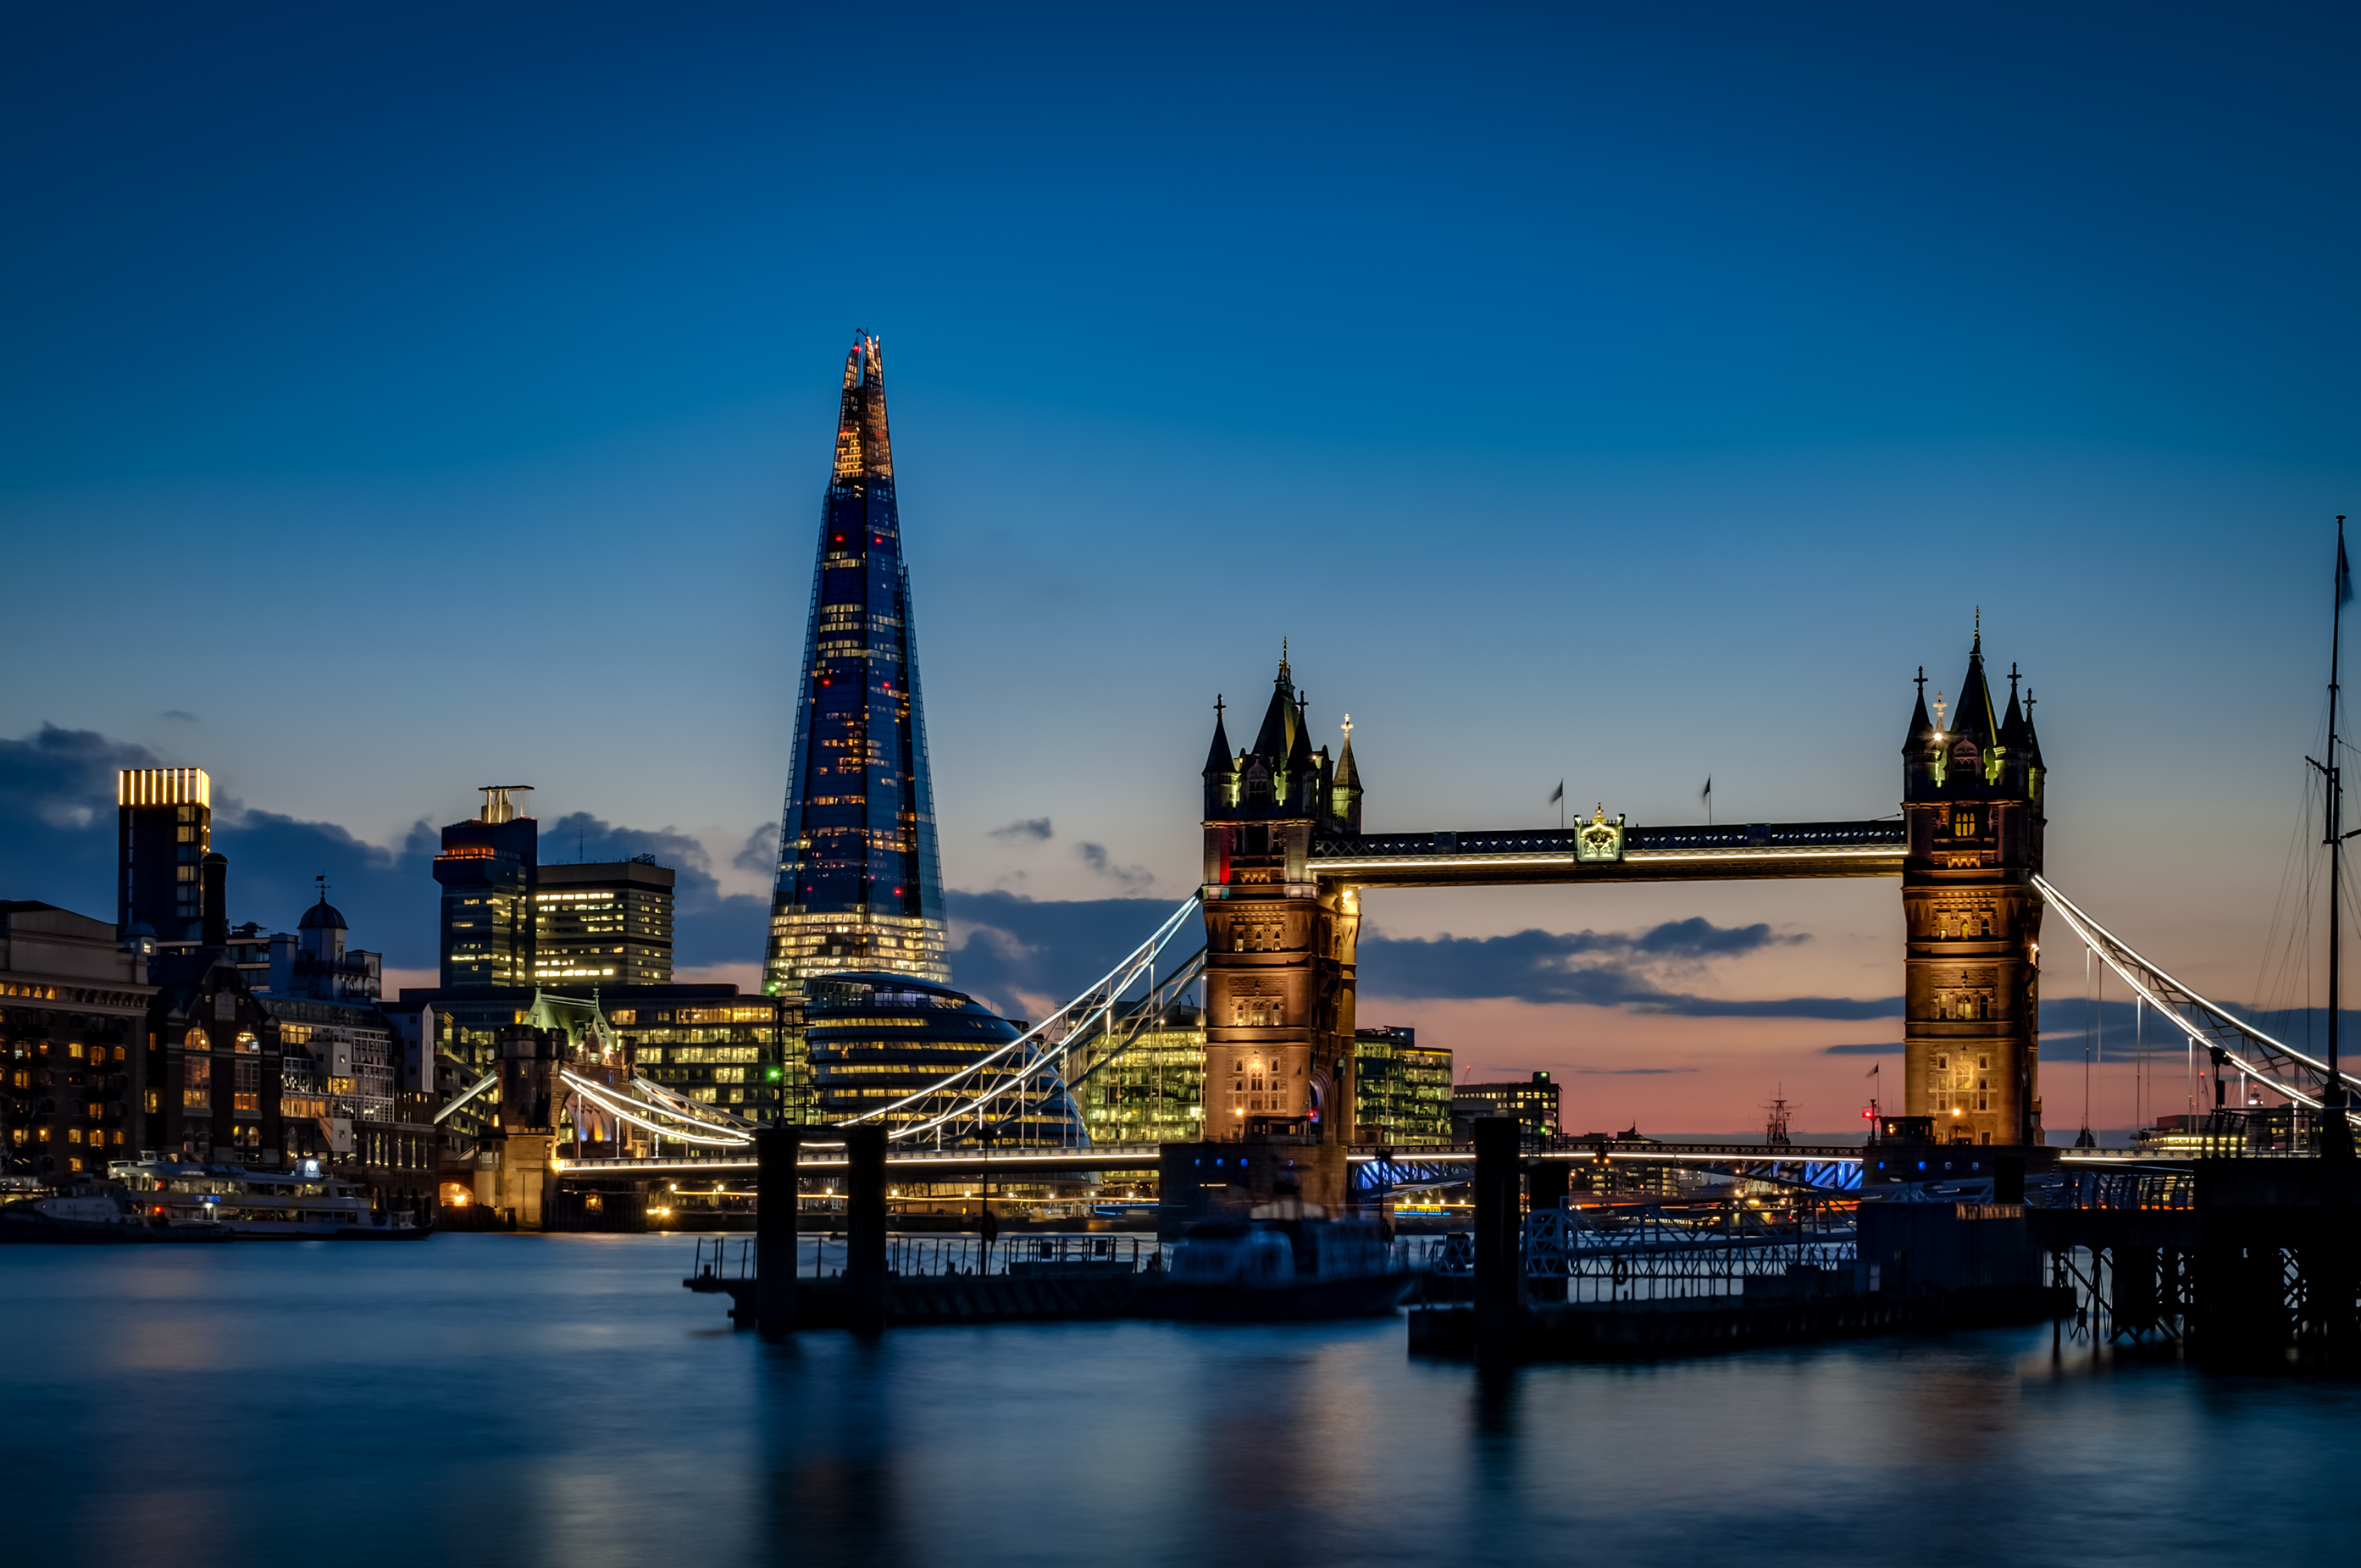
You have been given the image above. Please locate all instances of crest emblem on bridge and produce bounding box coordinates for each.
[1574,806,1626,863]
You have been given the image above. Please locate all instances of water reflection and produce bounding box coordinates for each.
[3,1236,2359,1568]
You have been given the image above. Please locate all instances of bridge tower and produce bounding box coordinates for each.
[1199,652,1363,1142]
[1902,626,2046,1145]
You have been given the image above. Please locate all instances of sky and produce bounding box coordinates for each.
[4,3,2359,1135]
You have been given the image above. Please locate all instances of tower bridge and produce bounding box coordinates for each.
[1196,630,2044,1149]
[502,624,2355,1212]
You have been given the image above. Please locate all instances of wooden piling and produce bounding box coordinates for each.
[756,1125,799,1336]
[845,1125,889,1336]
[1472,1116,1522,1366]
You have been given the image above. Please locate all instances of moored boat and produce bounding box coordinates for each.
[0,1184,232,1244]
[106,1161,432,1240]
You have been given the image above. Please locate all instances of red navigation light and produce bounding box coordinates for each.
[893,887,903,896]
[1862,1107,1874,1119]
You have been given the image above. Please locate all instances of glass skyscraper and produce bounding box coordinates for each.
[762,335,950,996]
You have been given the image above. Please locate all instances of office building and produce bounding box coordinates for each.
[534,859,674,987]
[1,902,157,1177]
[117,767,212,943]
[432,785,538,990]
[1451,1070,1561,1146]
[1080,1002,1205,1145]
[805,972,1069,1140]
[1353,1026,1454,1145]
[762,335,951,996]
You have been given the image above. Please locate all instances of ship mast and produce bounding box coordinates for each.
[2319,518,2355,1160]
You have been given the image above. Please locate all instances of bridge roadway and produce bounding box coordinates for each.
[553,1139,1879,1180]
[1305,819,1908,889]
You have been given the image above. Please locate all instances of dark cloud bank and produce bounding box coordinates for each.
[25,724,2308,1037]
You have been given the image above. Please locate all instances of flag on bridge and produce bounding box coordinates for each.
[2341,525,2353,607]
[1547,781,1564,806]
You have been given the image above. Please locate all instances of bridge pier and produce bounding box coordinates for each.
[1472,1117,1523,1367]
[757,1126,799,1336]
[845,1126,888,1336]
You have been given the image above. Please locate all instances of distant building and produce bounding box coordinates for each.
[1451,1071,1560,1146]
[804,972,1068,1140]
[117,767,212,943]
[268,893,383,1003]
[433,786,539,990]
[1353,1026,1453,1145]
[1081,1002,1205,1145]
[1,901,157,1177]
[534,859,674,988]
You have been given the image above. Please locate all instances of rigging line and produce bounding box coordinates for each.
[845,894,1201,1128]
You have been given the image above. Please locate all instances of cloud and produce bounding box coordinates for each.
[160,709,197,723]
[1354,918,1885,1017]
[1577,1066,1699,1075]
[0,727,779,975]
[0,723,168,910]
[732,823,779,874]
[1076,840,1155,893]
[943,889,1180,1017]
[989,817,1054,843]
[1822,1042,1902,1055]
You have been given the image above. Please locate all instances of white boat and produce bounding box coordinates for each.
[0,1183,232,1244]
[106,1161,431,1240]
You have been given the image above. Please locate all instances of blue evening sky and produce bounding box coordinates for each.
[4,3,2356,1127]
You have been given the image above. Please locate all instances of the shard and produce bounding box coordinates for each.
[762,335,950,995]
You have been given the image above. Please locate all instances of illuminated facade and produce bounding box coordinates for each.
[433,787,537,991]
[1901,628,2046,1145]
[1080,1002,1206,1144]
[1353,1026,1453,1144]
[806,973,1071,1139]
[1198,651,1363,1139]
[763,335,950,996]
[117,767,212,942]
[535,860,674,987]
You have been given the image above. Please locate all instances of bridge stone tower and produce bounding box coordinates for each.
[1199,652,1363,1143]
[1902,626,2046,1146]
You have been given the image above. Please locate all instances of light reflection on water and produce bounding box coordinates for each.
[4,1233,2358,1568]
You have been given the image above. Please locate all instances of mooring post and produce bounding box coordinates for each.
[756,1124,799,1335]
[1473,1116,1523,1367]
[845,1125,889,1336]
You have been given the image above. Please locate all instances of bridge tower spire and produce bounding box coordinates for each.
[1901,624,2046,1146]
[1199,649,1363,1143]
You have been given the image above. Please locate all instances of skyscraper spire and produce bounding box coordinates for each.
[764,334,949,998]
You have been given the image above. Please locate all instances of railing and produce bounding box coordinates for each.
[690,1230,1449,1281]
[1422,1203,1859,1304]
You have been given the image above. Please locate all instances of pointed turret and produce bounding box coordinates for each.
[1332,716,1364,834]
[1904,666,1935,751]
[1202,697,1233,776]
[1201,697,1236,817]
[1998,664,2028,749]
[1250,653,1297,765]
[2022,685,2047,773]
[1953,620,1998,748]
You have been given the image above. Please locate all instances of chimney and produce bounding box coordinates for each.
[202,852,229,946]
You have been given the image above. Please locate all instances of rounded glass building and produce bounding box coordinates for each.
[806,972,1080,1143]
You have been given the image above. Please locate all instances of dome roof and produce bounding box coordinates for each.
[298,898,348,932]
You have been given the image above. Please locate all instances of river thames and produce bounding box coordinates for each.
[4,1234,2357,1567]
